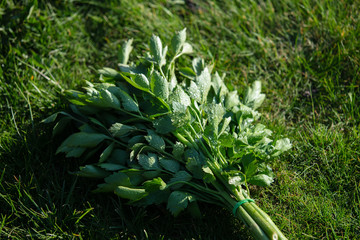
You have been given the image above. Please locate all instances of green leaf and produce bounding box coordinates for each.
[100,89,121,109]
[109,123,136,137]
[212,72,228,99]
[218,117,231,136]
[187,81,201,103]
[150,34,163,65]
[57,132,110,154]
[52,117,71,136]
[145,130,166,151]
[205,103,226,139]
[172,142,185,159]
[74,165,110,178]
[128,135,145,148]
[134,74,150,90]
[159,157,180,173]
[138,153,161,170]
[153,116,175,134]
[179,67,196,80]
[114,186,148,201]
[98,68,121,79]
[192,58,205,75]
[228,175,244,186]
[218,133,234,147]
[119,72,150,92]
[63,147,87,158]
[196,67,211,103]
[151,71,169,100]
[105,172,132,186]
[115,87,139,112]
[272,138,292,157]
[248,174,273,187]
[42,112,58,123]
[181,43,193,55]
[169,86,191,107]
[225,91,240,110]
[169,170,192,188]
[143,170,161,179]
[202,166,216,183]
[98,163,126,171]
[143,177,167,192]
[141,189,170,205]
[167,191,194,216]
[99,143,114,163]
[244,81,265,110]
[107,149,127,165]
[171,28,186,54]
[119,38,133,65]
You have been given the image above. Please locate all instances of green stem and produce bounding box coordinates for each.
[233,191,285,240]
[211,181,269,240]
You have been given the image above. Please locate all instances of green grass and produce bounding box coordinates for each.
[1,0,359,239]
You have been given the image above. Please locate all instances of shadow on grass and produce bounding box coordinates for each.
[0,117,252,239]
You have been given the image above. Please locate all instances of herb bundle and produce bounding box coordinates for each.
[46,29,291,240]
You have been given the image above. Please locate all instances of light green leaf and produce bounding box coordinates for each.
[169,68,178,92]
[187,81,201,103]
[228,175,244,186]
[170,86,191,107]
[225,91,240,110]
[218,133,234,147]
[196,67,211,103]
[181,42,193,55]
[167,191,194,216]
[134,74,150,90]
[159,157,180,173]
[119,72,150,92]
[272,138,292,157]
[248,174,273,187]
[143,177,167,192]
[114,186,148,201]
[244,81,265,110]
[145,130,165,151]
[150,34,163,65]
[161,45,168,67]
[119,38,133,65]
[171,28,186,54]
[211,72,228,99]
[98,68,121,79]
[151,71,169,100]
[179,67,196,80]
[218,117,232,136]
